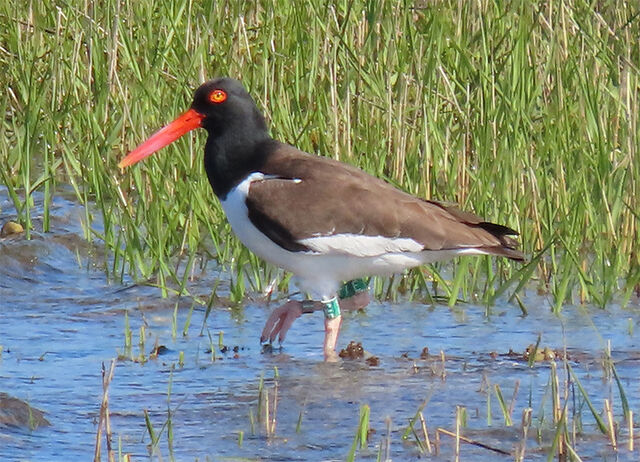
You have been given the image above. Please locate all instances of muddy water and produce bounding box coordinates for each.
[1,186,640,461]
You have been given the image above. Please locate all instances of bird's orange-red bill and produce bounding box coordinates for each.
[118,108,204,169]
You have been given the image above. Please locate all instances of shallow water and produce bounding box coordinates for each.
[1,186,639,461]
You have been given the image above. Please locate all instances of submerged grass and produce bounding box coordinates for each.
[1,0,639,307]
[97,340,637,460]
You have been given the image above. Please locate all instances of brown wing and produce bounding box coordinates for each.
[246,143,524,260]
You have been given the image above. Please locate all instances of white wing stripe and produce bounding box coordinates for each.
[299,234,424,257]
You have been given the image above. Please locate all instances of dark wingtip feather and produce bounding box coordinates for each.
[476,221,519,237]
[475,222,526,261]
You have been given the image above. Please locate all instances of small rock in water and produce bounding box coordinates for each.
[523,344,566,362]
[338,341,380,365]
[1,221,24,237]
[339,341,365,359]
[150,345,169,357]
[365,355,380,366]
[0,392,50,428]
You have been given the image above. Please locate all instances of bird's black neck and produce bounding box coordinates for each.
[203,129,274,199]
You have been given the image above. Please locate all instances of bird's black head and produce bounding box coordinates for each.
[118,77,270,169]
[190,78,268,136]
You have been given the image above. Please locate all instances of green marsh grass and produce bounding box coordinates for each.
[1,1,639,307]
[254,369,280,436]
[346,403,370,462]
[494,383,513,426]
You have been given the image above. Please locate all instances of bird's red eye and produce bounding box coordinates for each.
[209,89,227,104]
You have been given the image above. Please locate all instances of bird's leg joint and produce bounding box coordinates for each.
[300,300,317,314]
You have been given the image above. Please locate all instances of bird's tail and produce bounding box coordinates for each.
[473,221,526,261]
[429,200,526,262]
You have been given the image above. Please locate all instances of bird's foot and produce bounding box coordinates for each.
[260,300,304,344]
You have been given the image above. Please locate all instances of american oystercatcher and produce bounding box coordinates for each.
[119,78,525,360]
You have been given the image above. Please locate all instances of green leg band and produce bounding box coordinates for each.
[322,297,341,319]
[338,278,368,299]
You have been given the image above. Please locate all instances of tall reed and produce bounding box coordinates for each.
[1,1,638,306]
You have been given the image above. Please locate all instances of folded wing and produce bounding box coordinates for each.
[245,143,524,261]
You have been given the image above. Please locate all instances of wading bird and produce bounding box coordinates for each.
[118,78,524,361]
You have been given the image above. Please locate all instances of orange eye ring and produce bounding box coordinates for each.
[209,89,227,104]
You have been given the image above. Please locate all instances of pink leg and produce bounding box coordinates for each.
[323,315,342,362]
[261,300,345,361]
